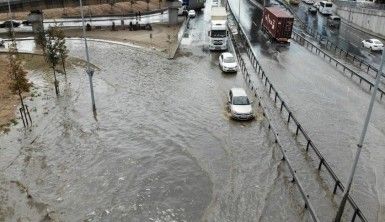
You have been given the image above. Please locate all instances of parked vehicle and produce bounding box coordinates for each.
[285,0,300,5]
[327,15,341,27]
[303,0,315,4]
[219,52,238,73]
[262,7,294,43]
[208,7,228,50]
[188,9,196,18]
[318,1,333,15]
[313,2,320,9]
[362,39,384,51]
[0,20,20,28]
[308,6,317,14]
[178,0,187,16]
[228,88,254,120]
[182,0,205,10]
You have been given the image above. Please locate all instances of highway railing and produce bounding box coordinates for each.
[292,31,385,102]
[302,26,385,79]
[276,0,384,80]
[227,2,368,222]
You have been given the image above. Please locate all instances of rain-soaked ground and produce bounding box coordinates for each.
[0,2,309,221]
[228,0,385,220]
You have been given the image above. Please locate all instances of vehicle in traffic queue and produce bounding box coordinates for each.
[308,6,317,14]
[318,1,333,15]
[228,88,254,121]
[208,7,228,50]
[285,0,300,5]
[262,7,294,44]
[327,15,341,28]
[219,52,238,73]
[188,9,196,18]
[313,2,320,9]
[362,39,384,51]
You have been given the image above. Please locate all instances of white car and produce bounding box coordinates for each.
[313,2,320,9]
[188,10,196,18]
[228,88,254,120]
[219,52,238,72]
[212,0,219,7]
[362,39,384,51]
[303,0,315,4]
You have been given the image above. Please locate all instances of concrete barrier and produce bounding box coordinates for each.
[337,6,385,38]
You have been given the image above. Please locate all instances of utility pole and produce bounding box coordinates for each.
[334,49,385,221]
[79,0,96,113]
[238,0,241,24]
[7,0,14,33]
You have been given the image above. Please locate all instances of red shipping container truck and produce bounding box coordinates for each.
[262,7,294,43]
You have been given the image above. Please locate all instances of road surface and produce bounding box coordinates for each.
[228,0,385,220]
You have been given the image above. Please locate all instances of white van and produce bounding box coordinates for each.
[318,1,333,15]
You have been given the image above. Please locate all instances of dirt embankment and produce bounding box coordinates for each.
[0,0,165,21]
[64,22,181,56]
[0,55,19,132]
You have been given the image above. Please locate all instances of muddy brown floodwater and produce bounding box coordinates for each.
[0,31,310,222]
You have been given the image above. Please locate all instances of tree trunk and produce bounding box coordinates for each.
[53,68,59,95]
[61,57,66,75]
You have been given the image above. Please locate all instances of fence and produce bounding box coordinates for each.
[227,2,368,221]
[292,31,385,102]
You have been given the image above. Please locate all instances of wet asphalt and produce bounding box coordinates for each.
[228,0,385,220]
[0,1,308,221]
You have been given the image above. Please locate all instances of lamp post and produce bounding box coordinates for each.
[79,0,96,113]
[334,48,385,221]
[238,0,241,24]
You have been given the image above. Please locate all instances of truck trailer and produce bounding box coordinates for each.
[261,7,294,43]
[208,7,228,51]
[182,0,205,10]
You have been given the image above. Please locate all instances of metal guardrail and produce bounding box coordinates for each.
[292,31,385,102]
[277,0,385,81]
[301,26,385,79]
[227,2,368,222]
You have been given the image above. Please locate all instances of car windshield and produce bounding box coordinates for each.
[233,96,250,105]
[211,30,227,38]
[373,40,382,44]
[224,56,235,63]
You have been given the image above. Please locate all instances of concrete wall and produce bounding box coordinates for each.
[337,6,385,38]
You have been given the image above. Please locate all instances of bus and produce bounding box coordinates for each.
[318,1,333,15]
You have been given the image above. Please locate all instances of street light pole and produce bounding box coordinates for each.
[334,49,385,221]
[79,0,96,113]
[7,0,14,33]
[238,0,241,24]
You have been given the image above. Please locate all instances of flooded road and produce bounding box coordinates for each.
[228,0,385,220]
[0,1,306,221]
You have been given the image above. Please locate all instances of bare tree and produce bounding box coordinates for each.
[55,26,69,75]
[45,26,61,95]
[109,0,116,13]
[8,40,32,125]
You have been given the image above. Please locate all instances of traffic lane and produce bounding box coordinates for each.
[250,40,385,221]
[182,1,304,221]
[293,2,383,67]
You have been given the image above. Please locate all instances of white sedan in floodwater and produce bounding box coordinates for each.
[219,52,238,73]
[228,88,254,120]
[362,39,384,51]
